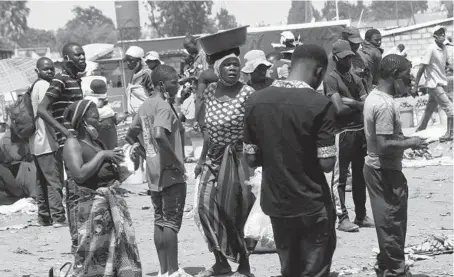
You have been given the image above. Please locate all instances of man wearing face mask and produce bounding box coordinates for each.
[125,46,152,115]
[363,54,428,277]
[126,65,190,277]
[413,26,453,142]
[29,57,66,228]
[327,27,370,92]
[244,44,337,277]
[324,40,373,233]
[37,43,87,253]
[125,46,152,185]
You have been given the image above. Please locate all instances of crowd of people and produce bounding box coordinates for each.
[1,23,452,277]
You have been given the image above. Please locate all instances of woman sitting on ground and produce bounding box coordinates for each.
[62,99,142,277]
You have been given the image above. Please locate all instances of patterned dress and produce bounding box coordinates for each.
[196,82,256,263]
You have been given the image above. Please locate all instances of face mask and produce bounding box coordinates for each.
[84,120,99,140]
[393,78,410,97]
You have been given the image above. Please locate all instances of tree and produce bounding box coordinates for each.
[368,1,428,21]
[287,0,321,24]
[147,1,213,37]
[442,1,453,18]
[0,1,30,42]
[18,28,57,50]
[55,6,117,51]
[321,0,366,21]
[216,8,238,31]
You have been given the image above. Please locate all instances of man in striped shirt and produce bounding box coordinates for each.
[38,42,86,253]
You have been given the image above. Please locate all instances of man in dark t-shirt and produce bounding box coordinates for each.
[244,44,336,277]
[324,40,374,233]
[38,43,86,253]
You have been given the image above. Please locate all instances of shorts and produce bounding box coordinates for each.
[150,183,187,232]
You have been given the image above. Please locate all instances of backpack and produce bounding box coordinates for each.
[9,80,39,142]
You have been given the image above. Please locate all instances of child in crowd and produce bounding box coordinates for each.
[84,79,130,149]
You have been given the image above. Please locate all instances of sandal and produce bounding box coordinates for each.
[196,267,232,277]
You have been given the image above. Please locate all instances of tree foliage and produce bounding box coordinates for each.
[18,28,57,50]
[55,6,117,51]
[441,0,453,18]
[368,1,428,20]
[0,1,30,42]
[215,8,238,31]
[287,0,321,24]
[321,0,366,21]
[147,1,213,37]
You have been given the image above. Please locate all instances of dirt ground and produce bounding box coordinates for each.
[0,164,452,277]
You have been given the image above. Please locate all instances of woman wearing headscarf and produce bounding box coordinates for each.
[62,99,142,277]
[194,45,256,277]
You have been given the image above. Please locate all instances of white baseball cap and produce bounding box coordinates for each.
[432,25,447,36]
[145,51,163,64]
[125,46,144,58]
[241,50,272,74]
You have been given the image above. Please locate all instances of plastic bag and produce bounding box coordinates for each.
[244,191,275,251]
[116,144,135,183]
[244,167,275,251]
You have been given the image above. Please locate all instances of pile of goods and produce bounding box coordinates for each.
[407,234,454,256]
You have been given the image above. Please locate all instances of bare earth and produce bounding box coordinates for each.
[0,165,452,277]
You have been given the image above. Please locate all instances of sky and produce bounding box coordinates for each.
[27,0,331,31]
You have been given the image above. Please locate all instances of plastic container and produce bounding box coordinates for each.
[198,26,249,55]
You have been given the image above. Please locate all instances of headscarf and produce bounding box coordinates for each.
[214,53,240,87]
[63,100,96,130]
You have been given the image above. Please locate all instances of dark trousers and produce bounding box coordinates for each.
[56,148,79,253]
[34,152,65,223]
[332,129,367,221]
[363,165,408,277]
[270,205,336,277]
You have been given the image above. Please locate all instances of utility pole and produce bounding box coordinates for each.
[396,1,399,26]
[336,0,340,20]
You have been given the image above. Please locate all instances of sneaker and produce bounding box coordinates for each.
[158,271,168,277]
[52,221,68,228]
[37,217,52,227]
[354,216,375,228]
[374,264,384,277]
[168,268,193,277]
[337,218,359,232]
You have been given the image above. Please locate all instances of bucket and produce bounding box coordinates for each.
[400,107,414,128]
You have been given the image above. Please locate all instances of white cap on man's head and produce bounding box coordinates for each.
[241,50,272,74]
[145,51,163,64]
[432,25,447,36]
[125,46,144,58]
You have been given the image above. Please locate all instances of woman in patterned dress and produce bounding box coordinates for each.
[194,48,256,277]
[62,100,142,277]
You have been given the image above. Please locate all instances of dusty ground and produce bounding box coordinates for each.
[0,164,452,277]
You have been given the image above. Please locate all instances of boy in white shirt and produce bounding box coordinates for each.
[29,57,66,227]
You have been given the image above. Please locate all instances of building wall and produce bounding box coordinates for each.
[380,21,453,60]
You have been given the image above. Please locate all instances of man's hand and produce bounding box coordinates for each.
[62,128,73,138]
[409,137,428,150]
[410,85,419,98]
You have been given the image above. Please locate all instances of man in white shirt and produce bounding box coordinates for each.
[29,57,66,227]
[125,46,153,184]
[414,25,453,141]
[125,46,152,115]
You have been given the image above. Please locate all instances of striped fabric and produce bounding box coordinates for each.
[197,143,255,263]
[46,70,84,147]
